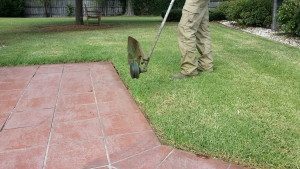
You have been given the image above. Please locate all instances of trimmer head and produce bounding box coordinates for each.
[127,36,146,79]
[129,61,140,79]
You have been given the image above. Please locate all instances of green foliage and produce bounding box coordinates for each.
[209,8,226,21]
[297,8,300,34]
[277,0,300,36]
[133,0,185,15]
[216,1,230,18]
[161,8,227,22]
[0,0,25,17]
[161,9,182,22]
[225,0,272,28]
[66,4,74,17]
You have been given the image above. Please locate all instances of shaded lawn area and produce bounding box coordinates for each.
[0,17,299,168]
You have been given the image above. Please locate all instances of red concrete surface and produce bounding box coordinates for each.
[0,63,246,169]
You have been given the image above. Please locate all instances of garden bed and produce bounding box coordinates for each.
[219,20,300,48]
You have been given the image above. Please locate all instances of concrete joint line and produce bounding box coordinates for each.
[42,65,65,169]
[89,69,112,169]
[0,66,39,132]
[155,148,175,169]
[111,145,161,165]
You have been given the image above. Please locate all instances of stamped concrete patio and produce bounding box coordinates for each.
[0,63,244,169]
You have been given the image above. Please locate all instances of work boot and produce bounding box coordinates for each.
[171,71,199,80]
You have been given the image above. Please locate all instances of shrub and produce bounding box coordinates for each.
[225,0,273,28]
[161,9,182,22]
[277,0,300,36]
[66,4,74,17]
[215,1,230,19]
[161,2,228,22]
[209,8,226,21]
[0,0,25,17]
[133,0,185,15]
[161,8,227,22]
[297,9,300,34]
[133,0,165,15]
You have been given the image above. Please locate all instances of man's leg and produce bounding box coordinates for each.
[196,6,213,71]
[178,10,206,75]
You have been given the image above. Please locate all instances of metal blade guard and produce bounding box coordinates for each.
[127,36,149,79]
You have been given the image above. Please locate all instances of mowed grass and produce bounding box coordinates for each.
[0,17,299,168]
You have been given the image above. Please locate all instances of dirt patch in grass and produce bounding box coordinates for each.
[38,24,116,33]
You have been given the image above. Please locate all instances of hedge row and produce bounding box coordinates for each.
[214,0,273,27]
[0,0,25,17]
[133,0,185,15]
[278,0,300,36]
[210,0,299,36]
[159,0,273,27]
[161,9,226,22]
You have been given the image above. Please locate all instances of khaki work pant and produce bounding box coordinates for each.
[178,0,213,75]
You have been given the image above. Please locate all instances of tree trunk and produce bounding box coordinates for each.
[49,2,52,17]
[44,1,50,17]
[272,0,283,31]
[75,0,84,25]
[124,0,134,16]
[44,2,48,17]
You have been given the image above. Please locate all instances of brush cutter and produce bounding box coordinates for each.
[128,0,176,79]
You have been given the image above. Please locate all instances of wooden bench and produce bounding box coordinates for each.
[84,4,101,25]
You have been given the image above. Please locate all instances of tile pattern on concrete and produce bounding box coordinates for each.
[0,63,245,169]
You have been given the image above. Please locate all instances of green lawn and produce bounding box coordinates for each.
[0,17,299,168]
